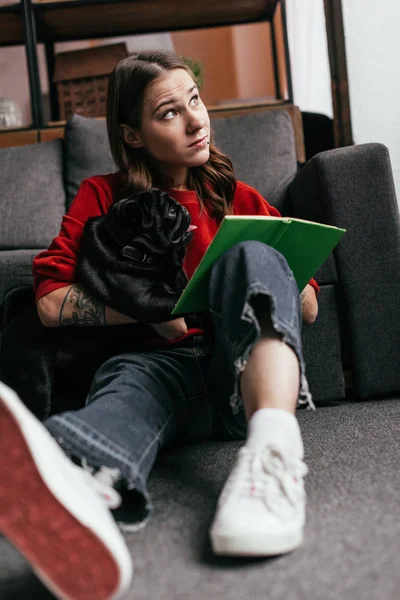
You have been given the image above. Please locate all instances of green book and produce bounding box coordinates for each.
[171,216,346,315]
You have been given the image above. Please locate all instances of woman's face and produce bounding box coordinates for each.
[125,68,210,188]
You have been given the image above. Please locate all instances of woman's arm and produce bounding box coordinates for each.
[300,284,319,324]
[37,284,189,340]
[37,284,137,327]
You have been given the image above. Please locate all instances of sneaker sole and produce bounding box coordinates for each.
[0,383,132,600]
[210,528,304,557]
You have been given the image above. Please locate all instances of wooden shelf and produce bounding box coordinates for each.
[0,0,278,45]
[0,5,23,46]
[34,0,278,42]
[0,0,291,130]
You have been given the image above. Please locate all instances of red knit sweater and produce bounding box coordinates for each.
[33,173,319,342]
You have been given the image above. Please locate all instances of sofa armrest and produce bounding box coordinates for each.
[287,143,400,398]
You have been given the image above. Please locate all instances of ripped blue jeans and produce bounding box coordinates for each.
[45,241,313,526]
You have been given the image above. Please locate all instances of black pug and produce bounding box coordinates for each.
[75,188,197,323]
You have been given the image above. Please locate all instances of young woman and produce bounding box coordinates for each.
[0,50,318,600]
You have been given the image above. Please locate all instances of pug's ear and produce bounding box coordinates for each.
[120,124,144,149]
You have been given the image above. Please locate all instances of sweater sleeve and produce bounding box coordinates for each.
[32,178,113,301]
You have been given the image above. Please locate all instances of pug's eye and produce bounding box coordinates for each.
[167,207,177,218]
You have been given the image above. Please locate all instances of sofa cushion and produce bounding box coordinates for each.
[0,249,39,328]
[0,140,65,249]
[64,111,297,211]
[212,110,297,211]
[313,254,338,285]
[64,115,117,208]
[301,283,345,402]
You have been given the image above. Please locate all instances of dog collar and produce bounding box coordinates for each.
[122,245,162,265]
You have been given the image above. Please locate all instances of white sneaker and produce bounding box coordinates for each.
[210,444,308,556]
[0,380,133,600]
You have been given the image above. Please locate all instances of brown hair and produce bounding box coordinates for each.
[107,50,236,220]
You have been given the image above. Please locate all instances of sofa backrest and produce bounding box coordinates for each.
[64,111,298,212]
[212,110,297,210]
[0,140,66,250]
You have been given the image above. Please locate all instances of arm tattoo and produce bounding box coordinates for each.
[59,285,106,326]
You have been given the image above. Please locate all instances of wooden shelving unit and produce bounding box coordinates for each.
[0,4,23,45]
[0,0,293,131]
[1,0,279,44]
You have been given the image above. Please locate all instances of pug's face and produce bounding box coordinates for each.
[104,189,196,263]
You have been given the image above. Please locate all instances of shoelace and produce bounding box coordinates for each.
[80,465,122,510]
[221,445,308,515]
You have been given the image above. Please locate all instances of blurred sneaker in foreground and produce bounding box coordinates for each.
[0,380,133,600]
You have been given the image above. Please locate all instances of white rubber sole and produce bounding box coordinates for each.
[210,522,304,557]
[0,380,133,600]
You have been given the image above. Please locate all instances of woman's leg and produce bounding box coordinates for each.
[45,340,213,530]
[207,241,313,556]
[240,299,300,418]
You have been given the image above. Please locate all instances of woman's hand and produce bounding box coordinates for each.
[150,318,188,340]
[300,284,319,324]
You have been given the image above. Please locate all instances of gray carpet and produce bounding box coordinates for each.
[1,399,400,600]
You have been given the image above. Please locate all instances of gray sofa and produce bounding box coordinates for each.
[2,112,400,600]
[1,111,400,404]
